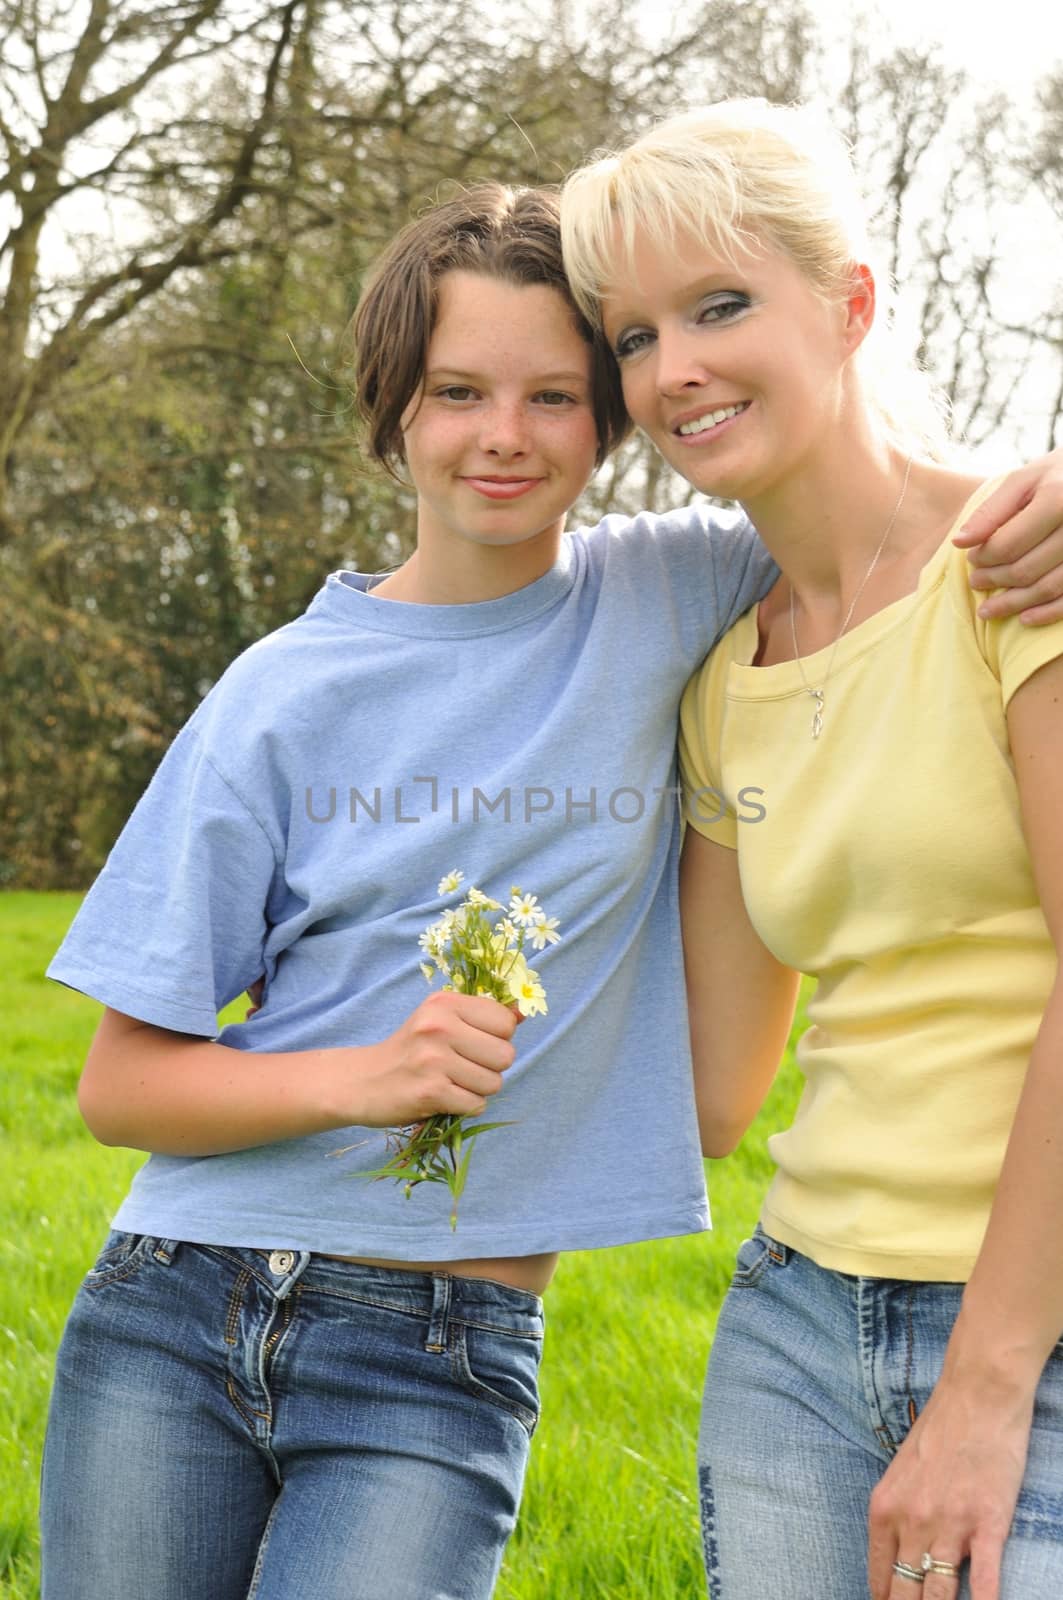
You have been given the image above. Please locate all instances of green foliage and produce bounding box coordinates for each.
[0,892,807,1597]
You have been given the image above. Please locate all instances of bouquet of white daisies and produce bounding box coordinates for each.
[371,871,560,1228]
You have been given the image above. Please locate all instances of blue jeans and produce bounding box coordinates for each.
[699,1230,1063,1599]
[40,1234,544,1600]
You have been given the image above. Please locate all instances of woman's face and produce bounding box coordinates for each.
[598,229,866,506]
[402,271,600,567]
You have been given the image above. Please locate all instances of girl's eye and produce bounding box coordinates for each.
[536,391,576,406]
[613,328,654,361]
[437,386,477,402]
[697,292,751,324]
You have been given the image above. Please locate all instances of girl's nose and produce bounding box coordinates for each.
[479,403,530,457]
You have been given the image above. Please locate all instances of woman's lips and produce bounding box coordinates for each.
[672,401,751,444]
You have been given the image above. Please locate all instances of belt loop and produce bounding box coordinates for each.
[152,1238,181,1265]
[425,1274,453,1353]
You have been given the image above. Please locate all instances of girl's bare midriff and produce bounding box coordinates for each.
[321,1251,559,1295]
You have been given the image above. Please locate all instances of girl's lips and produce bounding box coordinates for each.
[462,476,542,500]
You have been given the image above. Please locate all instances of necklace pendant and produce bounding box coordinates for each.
[810,688,825,740]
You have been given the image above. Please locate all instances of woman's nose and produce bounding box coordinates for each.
[654,326,712,397]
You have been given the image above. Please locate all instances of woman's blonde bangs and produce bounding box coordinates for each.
[561,142,756,327]
[561,101,871,323]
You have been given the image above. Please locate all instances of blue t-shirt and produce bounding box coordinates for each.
[49,505,775,1257]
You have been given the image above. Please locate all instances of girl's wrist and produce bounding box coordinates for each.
[304,1041,381,1131]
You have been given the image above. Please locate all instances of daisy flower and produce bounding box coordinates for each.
[508,891,541,927]
[509,972,548,1018]
[528,915,561,951]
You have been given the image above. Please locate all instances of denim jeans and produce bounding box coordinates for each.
[699,1230,1063,1599]
[40,1234,544,1600]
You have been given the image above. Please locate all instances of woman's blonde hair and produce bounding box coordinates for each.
[560,99,950,455]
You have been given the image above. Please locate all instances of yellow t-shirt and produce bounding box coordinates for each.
[679,497,1063,1281]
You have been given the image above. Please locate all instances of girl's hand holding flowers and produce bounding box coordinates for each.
[369,989,518,1128]
[368,872,561,1227]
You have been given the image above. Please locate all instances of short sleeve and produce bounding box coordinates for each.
[678,645,740,849]
[579,502,777,670]
[662,502,776,664]
[47,720,281,1035]
[704,506,778,641]
[974,603,1063,710]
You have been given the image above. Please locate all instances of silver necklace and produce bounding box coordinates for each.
[787,455,913,740]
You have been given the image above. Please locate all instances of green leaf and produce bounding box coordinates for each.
[455,1119,518,1141]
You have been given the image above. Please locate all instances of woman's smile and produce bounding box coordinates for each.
[672,400,752,442]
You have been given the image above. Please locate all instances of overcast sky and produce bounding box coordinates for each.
[808,0,1061,94]
[631,0,1059,101]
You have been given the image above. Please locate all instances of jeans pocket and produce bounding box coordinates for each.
[450,1322,543,1435]
[730,1229,778,1289]
[84,1231,148,1289]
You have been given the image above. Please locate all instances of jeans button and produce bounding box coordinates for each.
[268,1250,295,1275]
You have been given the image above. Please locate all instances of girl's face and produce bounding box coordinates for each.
[598,229,868,507]
[402,271,600,571]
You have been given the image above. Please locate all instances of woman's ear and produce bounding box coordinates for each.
[842,261,876,354]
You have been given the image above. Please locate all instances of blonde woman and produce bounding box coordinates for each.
[562,102,1063,1600]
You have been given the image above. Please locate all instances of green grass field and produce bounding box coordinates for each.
[0,892,805,1600]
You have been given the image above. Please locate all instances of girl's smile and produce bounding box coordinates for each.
[460,474,546,499]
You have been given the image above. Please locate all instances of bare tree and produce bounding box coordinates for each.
[831,35,1063,456]
[0,0,311,539]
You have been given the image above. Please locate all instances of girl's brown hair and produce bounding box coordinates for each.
[347,183,630,476]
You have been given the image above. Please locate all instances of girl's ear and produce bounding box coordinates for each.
[841,261,876,355]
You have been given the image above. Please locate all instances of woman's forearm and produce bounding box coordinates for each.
[951,653,1063,1387]
[944,977,1063,1391]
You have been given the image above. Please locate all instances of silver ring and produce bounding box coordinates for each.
[893,1561,926,1585]
[922,1553,962,1578]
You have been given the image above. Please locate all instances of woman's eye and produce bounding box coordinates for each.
[536,390,576,406]
[697,292,751,324]
[437,386,477,402]
[613,328,654,361]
